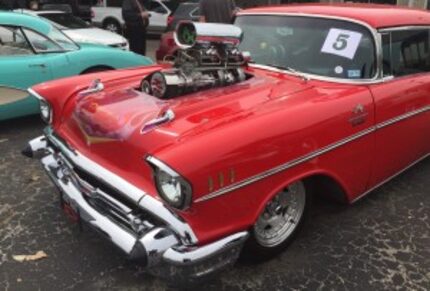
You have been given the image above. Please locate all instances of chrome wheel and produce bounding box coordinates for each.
[254,181,306,247]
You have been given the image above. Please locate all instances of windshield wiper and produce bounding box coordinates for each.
[264,63,311,82]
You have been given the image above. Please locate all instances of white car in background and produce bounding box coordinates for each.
[18,10,129,50]
[92,0,172,35]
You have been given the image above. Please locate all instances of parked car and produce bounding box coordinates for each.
[0,12,151,121]
[39,0,93,22]
[92,0,172,35]
[166,2,199,31]
[24,4,430,283]
[19,10,129,50]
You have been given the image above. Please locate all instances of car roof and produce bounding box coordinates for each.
[0,11,52,34]
[239,4,430,29]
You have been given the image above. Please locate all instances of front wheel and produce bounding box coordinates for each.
[103,19,122,35]
[242,180,311,261]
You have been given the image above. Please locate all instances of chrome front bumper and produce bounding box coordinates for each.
[24,130,248,281]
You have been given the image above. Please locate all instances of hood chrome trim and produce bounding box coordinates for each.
[79,79,104,96]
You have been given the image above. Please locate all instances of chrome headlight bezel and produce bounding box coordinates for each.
[28,88,52,124]
[39,99,52,124]
[146,156,193,210]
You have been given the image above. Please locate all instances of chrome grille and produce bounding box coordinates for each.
[58,154,160,235]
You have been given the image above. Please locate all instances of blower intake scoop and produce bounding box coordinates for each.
[141,21,251,99]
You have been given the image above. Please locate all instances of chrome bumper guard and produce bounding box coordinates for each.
[25,131,248,280]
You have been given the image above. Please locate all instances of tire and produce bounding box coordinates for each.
[242,180,312,262]
[103,19,122,35]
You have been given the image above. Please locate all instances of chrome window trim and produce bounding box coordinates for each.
[195,106,430,203]
[379,25,430,32]
[237,12,383,84]
[378,25,430,79]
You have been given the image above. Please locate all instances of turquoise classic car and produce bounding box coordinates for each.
[0,12,152,121]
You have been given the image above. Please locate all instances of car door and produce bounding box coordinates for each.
[0,25,53,120]
[368,28,430,187]
[147,0,170,33]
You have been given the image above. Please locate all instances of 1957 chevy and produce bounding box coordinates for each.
[24,4,430,282]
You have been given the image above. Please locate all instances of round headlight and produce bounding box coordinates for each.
[147,156,192,210]
[39,99,52,124]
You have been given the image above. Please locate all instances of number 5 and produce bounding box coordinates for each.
[332,34,350,51]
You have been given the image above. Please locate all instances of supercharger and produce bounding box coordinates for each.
[141,21,250,99]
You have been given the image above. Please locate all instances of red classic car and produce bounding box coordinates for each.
[24,4,430,282]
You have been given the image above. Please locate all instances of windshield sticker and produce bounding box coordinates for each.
[321,28,363,59]
[348,70,361,78]
[334,66,344,74]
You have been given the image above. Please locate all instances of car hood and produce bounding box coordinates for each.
[64,72,313,150]
[53,71,314,200]
[63,28,127,46]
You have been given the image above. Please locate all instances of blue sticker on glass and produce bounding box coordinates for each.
[348,70,361,78]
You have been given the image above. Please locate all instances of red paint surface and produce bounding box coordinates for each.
[32,5,430,245]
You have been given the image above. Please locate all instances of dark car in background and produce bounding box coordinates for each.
[156,2,200,60]
[166,1,199,30]
[39,0,93,22]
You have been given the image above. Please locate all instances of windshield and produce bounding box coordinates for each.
[40,13,91,29]
[235,15,376,80]
[46,26,79,51]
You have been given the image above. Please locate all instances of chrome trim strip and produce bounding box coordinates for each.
[28,88,53,124]
[146,155,180,177]
[79,79,104,96]
[45,128,198,244]
[351,153,430,203]
[237,12,383,84]
[379,25,430,32]
[376,106,430,129]
[195,127,376,203]
[27,88,45,101]
[196,106,430,203]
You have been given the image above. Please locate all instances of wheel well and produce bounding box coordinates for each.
[80,65,114,75]
[303,174,348,204]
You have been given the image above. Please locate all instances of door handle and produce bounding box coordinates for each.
[29,64,46,68]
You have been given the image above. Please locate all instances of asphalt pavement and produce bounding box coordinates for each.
[0,41,429,291]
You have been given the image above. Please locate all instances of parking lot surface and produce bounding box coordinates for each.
[0,117,429,291]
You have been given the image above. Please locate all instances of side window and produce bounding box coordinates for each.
[0,25,33,56]
[147,1,167,14]
[382,29,430,77]
[22,28,62,53]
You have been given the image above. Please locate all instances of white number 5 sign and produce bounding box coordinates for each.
[321,28,363,59]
